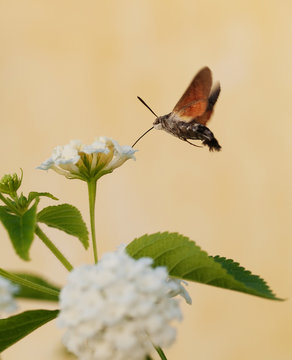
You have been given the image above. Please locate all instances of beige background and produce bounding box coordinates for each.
[0,1,291,359]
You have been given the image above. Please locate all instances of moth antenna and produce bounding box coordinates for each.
[132,96,158,147]
[132,126,154,147]
[137,96,158,117]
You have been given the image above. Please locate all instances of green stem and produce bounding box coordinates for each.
[0,193,19,214]
[35,225,73,271]
[87,180,98,263]
[0,268,59,297]
[155,346,167,360]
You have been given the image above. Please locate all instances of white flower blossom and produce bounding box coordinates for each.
[37,137,136,181]
[0,276,19,316]
[168,278,192,305]
[57,249,183,360]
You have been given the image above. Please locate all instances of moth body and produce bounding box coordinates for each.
[153,113,221,151]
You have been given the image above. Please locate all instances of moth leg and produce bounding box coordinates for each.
[183,138,203,148]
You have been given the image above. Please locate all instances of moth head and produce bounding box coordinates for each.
[153,117,163,130]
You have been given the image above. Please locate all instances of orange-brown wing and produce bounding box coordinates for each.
[173,67,212,113]
[175,99,208,122]
[195,83,221,125]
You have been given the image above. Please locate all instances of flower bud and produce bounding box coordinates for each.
[0,171,23,195]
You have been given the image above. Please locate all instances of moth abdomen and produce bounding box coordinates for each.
[202,137,221,152]
[181,122,221,151]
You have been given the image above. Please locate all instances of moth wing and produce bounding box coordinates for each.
[173,67,212,113]
[195,83,221,126]
[175,99,208,123]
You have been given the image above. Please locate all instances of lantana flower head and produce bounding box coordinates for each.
[57,248,185,360]
[0,276,19,316]
[37,137,136,181]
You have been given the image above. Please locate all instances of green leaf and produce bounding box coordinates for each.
[28,192,58,204]
[211,256,279,299]
[126,232,280,300]
[37,204,89,249]
[13,273,60,302]
[0,201,38,260]
[0,309,59,352]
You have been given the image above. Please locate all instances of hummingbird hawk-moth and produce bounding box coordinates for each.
[133,67,221,151]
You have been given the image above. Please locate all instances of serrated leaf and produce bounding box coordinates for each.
[0,309,58,352]
[28,192,58,204]
[13,273,60,302]
[0,202,38,261]
[37,204,89,249]
[126,232,280,300]
[211,256,279,299]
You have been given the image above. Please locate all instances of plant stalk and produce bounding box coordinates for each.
[35,225,73,271]
[0,193,19,214]
[155,346,167,360]
[0,268,59,297]
[87,180,98,263]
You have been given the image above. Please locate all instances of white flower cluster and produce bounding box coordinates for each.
[37,137,136,181]
[57,249,185,360]
[0,276,19,316]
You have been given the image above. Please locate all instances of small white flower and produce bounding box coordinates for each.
[0,276,19,316]
[101,137,136,171]
[38,137,136,181]
[168,278,192,305]
[57,249,182,360]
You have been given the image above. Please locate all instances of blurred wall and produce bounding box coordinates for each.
[0,1,291,359]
